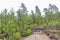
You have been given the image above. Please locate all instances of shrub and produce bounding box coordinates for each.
[25,29,32,36]
[13,32,21,40]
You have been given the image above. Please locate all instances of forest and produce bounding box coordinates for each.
[0,3,60,40]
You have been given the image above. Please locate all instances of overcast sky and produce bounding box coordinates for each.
[0,0,60,15]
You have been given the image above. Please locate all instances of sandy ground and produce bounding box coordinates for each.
[21,33,51,40]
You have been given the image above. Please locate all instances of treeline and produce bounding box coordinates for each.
[0,3,60,40]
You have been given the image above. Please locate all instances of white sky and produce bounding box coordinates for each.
[0,0,60,15]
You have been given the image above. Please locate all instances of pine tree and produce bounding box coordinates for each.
[35,6,41,25]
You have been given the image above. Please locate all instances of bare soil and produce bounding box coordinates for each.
[20,26,60,40]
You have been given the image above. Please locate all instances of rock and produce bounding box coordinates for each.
[49,34,60,40]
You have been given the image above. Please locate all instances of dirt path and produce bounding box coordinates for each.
[20,32,51,40]
[24,34,51,40]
